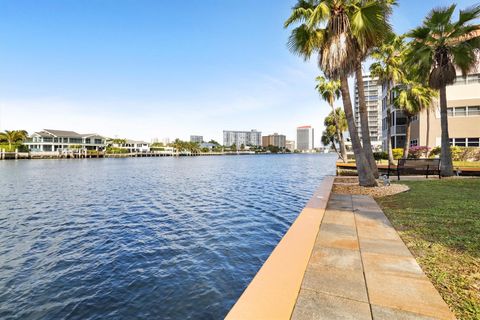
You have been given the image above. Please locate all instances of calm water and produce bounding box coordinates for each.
[0,154,336,319]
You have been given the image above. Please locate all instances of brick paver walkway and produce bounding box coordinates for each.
[292,193,455,320]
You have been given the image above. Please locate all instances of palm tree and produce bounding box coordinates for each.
[324,107,348,158]
[407,4,480,176]
[171,138,184,156]
[321,127,340,156]
[315,76,347,162]
[285,0,394,186]
[393,82,436,159]
[0,130,28,150]
[370,34,406,164]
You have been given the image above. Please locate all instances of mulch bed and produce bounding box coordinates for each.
[333,177,410,198]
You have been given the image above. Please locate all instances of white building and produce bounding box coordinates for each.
[190,135,203,143]
[354,74,383,151]
[286,140,295,151]
[223,130,262,147]
[112,140,150,153]
[296,126,314,151]
[25,129,106,152]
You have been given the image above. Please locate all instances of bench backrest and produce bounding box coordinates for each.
[398,158,441,169]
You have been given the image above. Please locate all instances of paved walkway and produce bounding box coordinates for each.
[292,193,455,320]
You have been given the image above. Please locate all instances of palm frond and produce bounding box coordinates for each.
[287,25,326,60]
[456,4,480,27]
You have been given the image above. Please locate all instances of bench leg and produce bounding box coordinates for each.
[426,165,429,179]
[397,169,400,181]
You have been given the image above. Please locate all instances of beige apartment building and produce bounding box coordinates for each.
[384,73,480,150]
[262,133,286,149]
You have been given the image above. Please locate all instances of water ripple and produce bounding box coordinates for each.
[0,154,335,319]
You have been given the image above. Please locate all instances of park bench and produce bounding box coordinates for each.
[388,158,441,180]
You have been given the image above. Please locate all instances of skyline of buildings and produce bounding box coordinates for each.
[21,127,316,153]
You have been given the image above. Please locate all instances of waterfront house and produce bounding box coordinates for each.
[25,129,106,152]
[111,140,151,153]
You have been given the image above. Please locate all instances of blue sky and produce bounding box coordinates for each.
[0,0,478,144]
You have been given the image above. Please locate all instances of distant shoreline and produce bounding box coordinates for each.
[1,151,333,160]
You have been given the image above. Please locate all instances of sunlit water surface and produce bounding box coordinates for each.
[0,154,336,319]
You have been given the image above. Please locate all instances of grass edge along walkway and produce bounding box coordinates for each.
[377,179,480,320]
[292,193,454,320]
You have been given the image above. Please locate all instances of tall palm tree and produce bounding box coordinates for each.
[393,82,436,159]
[407,4,480,176]
[370,34,406,165]
[0,130,28,150]
[285,0,394,186]
[315,76,347,162]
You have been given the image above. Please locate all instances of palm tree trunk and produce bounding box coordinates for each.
[340,76,377,187]
[331,104,348,163]
[355,65,379,178]
[330,138,341,158]
[386,109,395,164]
[439,86,454,176]
[403,116,411,159]
[338,131,348,163]
[425,108,430,157]
[386,82,395,165]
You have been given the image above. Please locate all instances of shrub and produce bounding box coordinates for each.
[373,151,388,160]
[450,146,463,161]
[427,146,480,161]
[0,143,29,152]
[392,148,404,160]
[408,146,430,159]
[429,146,441,158]
[106,147,129,154]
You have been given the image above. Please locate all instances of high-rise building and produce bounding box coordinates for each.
[223,130,262,147]
[262,133,286,149]
[354,74,383,150]
[190,135,203,143]
[286,140,295,151]
[383,71,480,149]
[296,126,314,151]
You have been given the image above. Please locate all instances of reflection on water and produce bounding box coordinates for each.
[0,154,335,319]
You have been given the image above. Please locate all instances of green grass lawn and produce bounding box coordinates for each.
[377,179,480,320]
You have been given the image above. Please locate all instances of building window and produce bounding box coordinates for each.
[454,138,466,146]
[467,138,479,147]
[455,107,467,117]
[468,106,480,116]
[94,139,103,144]
[467,74,480,84]
[450,137,480,147]
[453,74,480,85]
[85,138,91,144]
[448,106,480,117]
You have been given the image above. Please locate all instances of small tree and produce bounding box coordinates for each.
[0,130,28,151]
